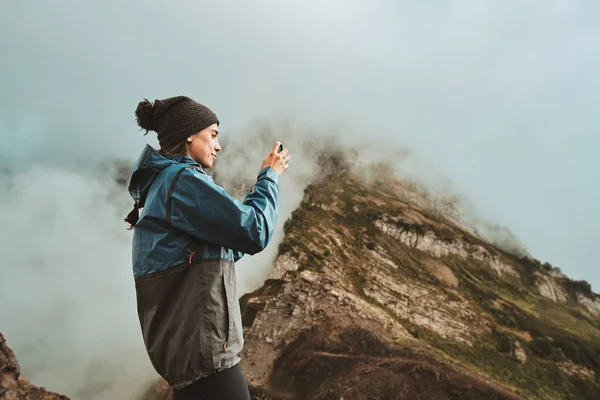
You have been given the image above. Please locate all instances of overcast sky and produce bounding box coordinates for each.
[1,0,599,397]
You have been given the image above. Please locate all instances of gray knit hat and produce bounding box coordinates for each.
[135,96,219,150]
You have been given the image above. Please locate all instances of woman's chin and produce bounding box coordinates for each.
[201,160,214,169]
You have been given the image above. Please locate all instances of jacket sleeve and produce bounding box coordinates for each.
[169,166,280,256]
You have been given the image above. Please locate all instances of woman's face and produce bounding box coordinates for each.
[186,123,221,168]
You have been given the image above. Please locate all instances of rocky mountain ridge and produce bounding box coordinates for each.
[236,171,600,399]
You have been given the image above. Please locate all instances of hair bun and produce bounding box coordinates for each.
[135,98,157,132]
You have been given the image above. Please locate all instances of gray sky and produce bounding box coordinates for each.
[1,0,599,397]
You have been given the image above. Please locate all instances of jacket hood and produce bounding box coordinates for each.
[128,144,200,207]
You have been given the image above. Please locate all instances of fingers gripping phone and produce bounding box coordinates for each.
[277,143,284,153]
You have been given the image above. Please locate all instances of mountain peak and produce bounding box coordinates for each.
[239,172,600,399]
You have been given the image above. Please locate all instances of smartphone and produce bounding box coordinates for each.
[277,143,284,153]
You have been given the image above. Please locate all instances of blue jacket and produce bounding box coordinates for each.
[127,144,280,388]
[129,144,280,277]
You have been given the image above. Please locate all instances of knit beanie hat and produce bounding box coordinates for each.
[134,96,219,150]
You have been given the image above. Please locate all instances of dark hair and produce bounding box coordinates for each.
[134,98,156,132]
[135,99,189,157]
[125,205,139,230]
[158,141,188,157]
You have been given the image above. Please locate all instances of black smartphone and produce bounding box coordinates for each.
[277,143,284,153]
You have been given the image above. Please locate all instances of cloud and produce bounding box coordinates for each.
[0,166,156,399]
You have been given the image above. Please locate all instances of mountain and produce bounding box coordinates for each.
[237,171,600,399]
[0,333,69,400]
[143,166,599,400]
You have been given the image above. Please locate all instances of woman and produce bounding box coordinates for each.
[125,95,290,399]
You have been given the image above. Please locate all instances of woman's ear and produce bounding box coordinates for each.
[186,135,193,143]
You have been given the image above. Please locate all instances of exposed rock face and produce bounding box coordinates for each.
[513,340,527,364]
[577,293,600,317]
[268,254,300,280]
[558,360,597,380]
[241,271,411,388]
[1,333,69,400]
[240,274,523,400]
[374,219,518,279]
[238,174,600,400]
[536,272,568,303]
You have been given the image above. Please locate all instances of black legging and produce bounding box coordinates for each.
[172,363,251,400]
